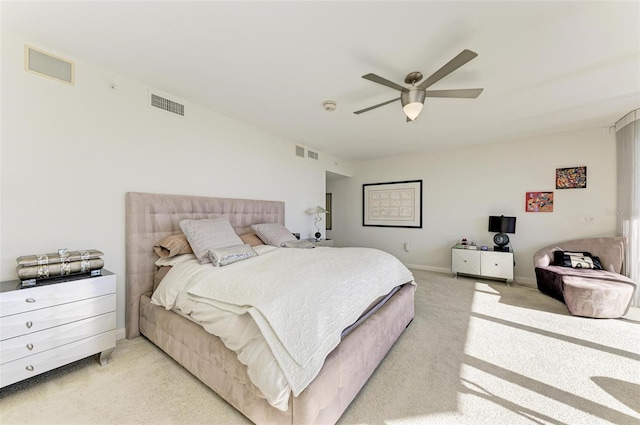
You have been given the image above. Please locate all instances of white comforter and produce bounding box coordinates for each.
[152,245,413,410]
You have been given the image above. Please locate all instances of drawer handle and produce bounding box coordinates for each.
[25,298,36,303]
[26,321,33,329]
[25,365,34,372]
[26,343,34,351]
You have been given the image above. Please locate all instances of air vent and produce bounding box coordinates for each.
[150,93,185,117]
[307,150,319,160]
[295,145,305,158]
[25,45,74,85]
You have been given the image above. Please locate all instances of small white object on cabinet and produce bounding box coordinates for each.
[0,271,116,388]
[451,247,514,284]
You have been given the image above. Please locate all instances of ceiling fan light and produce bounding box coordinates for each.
[403,102,423,120]
[401,88,426,120]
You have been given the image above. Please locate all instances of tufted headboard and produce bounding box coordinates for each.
[125,192,285,339]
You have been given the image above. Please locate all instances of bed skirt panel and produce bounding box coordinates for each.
[292,283,415,425]
[139,284,414,425]
[140,295,293,424]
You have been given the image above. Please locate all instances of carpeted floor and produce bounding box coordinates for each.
[1,270,638,425]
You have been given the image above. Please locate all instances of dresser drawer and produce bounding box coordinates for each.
[0,294,115,341]
[0,273,115,317]
[0,330,115,388]
[0,312,115,364]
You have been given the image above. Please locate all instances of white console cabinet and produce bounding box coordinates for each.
[0,271,116,388]
[451,247,514,284]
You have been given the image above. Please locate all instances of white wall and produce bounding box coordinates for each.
[0,33,335,333]
[327,128,617,285]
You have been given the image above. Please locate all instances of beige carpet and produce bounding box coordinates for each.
[1,270,639,425]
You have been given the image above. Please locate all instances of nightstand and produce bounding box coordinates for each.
[310,239,334,247]
[0,271,116,388]
[451,247,514,284]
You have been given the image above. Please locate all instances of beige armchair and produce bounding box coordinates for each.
[533,237,636,318]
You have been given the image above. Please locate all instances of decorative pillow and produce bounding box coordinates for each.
[240,233,265,247]
[282,240,316,249]
[153,266,172,292]
[207,244,257,267]
[155,253,197,267]
[553,250,603,270]
[179,218,243,264]
[153,234,193,258]
[251,223,296,247]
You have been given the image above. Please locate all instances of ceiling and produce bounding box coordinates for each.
[3,1,639,161]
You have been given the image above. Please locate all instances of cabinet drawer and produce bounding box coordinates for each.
[0,312,115,364]
[0,330,115,388]
[480,252,514,280]
[452,249,481,275]
[0,294,115,341]
[0,274,115,317]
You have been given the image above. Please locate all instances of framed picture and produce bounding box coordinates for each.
[526,191,554,212]
[556,166,587,189]
[363,180,422,228]
[325,193,332,230]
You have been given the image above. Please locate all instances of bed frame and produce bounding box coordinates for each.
[125,191,415,424]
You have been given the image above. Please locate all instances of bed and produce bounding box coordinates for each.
[125,191,415,424]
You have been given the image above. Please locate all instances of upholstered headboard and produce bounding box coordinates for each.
[125,192,285,339]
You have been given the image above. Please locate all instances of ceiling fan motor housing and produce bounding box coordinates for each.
[401,87,426,108]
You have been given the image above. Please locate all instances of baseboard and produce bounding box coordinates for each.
[405,263,538,288]
[116,327,127,341]
[405,264,452,275]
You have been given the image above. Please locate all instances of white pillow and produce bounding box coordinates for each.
[251,223,296,247]
[179,218,243,264]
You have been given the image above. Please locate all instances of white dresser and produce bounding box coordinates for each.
[451,247,514,284]
[0,271,116,388]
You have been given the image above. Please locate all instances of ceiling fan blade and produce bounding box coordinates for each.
[361,73,407,92]
[418,49,478,90]
[425,88,484,98]
[353,97,400,114]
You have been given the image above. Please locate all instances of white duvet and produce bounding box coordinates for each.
[151,245,414,410]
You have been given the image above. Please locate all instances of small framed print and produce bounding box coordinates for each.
[556,166,587,189]
[526,191,554,212]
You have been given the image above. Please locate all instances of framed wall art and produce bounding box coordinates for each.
[526,191,554,212]
[556,166,587,189]
[363,180,422,228]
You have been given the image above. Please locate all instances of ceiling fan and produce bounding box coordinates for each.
[353,49,484,122]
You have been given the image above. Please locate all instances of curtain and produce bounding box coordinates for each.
[615,109,639,306]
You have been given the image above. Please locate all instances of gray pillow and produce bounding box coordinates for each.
[251,223,296,247]
[207,244,257,267]
[282,240,315,249]
[179,218,243,264]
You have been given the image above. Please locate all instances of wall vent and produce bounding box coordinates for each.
[295,145,305,158]
[150,93,185,117]
[307,150,319,160]
[25,45,74,85]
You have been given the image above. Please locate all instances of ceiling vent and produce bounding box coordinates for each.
[307,150,319,160]
[295,145,305,158]
[25,45,74,85]
[150,92,185,117]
